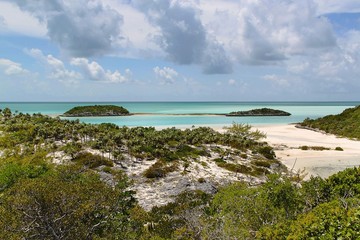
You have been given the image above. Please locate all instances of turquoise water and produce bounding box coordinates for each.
[0,102,359,127]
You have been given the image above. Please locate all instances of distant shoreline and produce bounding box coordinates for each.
[60,112,294,117]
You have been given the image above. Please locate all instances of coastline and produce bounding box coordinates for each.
[252,124,360,179]
[155,123,360,179]
[22,110,360,179]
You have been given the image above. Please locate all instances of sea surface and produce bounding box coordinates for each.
[0,102,359,128]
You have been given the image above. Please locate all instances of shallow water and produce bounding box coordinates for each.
[1,102,358,127]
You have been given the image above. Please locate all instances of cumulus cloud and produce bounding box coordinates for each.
[136,1,205,65]
[201,0,336,65]
[285,29,360,89]
[153,66,179,85]
[27,48,82,83]
[71,58,131,83]
[4,0,352,77]
[0,58,29,76]
[131,0,338,71]
[8,0,124,57]
[133,0,233,74]
[0,2,47,37]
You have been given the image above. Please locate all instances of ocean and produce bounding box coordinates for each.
[0,102,359,128]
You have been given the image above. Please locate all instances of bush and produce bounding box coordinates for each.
[73,152,113,169]
[0,165,135,240]
[252,160,271,168]
[300,145,309,150]
[143,161,178,178]
[198,177,206,183]
[257,146,276,159]
[335,146,344,151]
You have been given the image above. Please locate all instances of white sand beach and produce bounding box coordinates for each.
[254,124,360,179]
[157,123,360,179]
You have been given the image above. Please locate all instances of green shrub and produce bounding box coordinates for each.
[252,160,271,168]
[300,145,309,150]
[73,152,113,169]
[198,177,206,183]
[300,145,330,151]
[310,146,330,151]
[257,146,276,159]
[335,146,344,151]
[143,161,178,179]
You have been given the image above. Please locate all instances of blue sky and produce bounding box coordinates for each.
[0,0,360,101]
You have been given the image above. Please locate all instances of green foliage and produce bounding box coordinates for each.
[224,122,266,140]
[147,190,212,239]
[299,176,330,211]
[252,160,271,168]
[0,165,135,240]
[335,146,344,151]
[72,152,114,169]
[300,145,309,150]
[278,199,360,239]
[227,108,291,116]
[215,158,253,175]
[209,181,285,239]
[62,141,82,159]
[0,162,50,192]
[256,146,276,159]
[63,104,130,116]
[263,174,301,219]
[326,167,360,199]
[301,105,360,139]
[257,168,360,239]
[299,145,330,151]
[143,160,178,178]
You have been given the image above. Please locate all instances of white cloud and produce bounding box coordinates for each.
[3,0,358,81]
[0,58,29,75]
[71,58,131,83]
[201,0,336,64]
[27,48,82,83]
[132,0,233,74]
[285,29,360,90]
[0,2,47,37]
[314,0,360,15]
[153,66,179,85]
[7,0,124,57]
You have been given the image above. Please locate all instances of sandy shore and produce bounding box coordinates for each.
[157,123,360,178]
[251,124,360,179]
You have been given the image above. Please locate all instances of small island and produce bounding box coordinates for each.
[226,108,291,117]
[62,105,130,117]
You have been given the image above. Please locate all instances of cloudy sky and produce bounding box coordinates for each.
[1,0,360,101]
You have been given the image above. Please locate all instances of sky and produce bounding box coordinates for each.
[0,0,360,102]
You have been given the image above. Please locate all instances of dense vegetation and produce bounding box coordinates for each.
[62,105,130,117]
[0,108,359,239]
[226,108,291,117]
[300,105,360,139]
